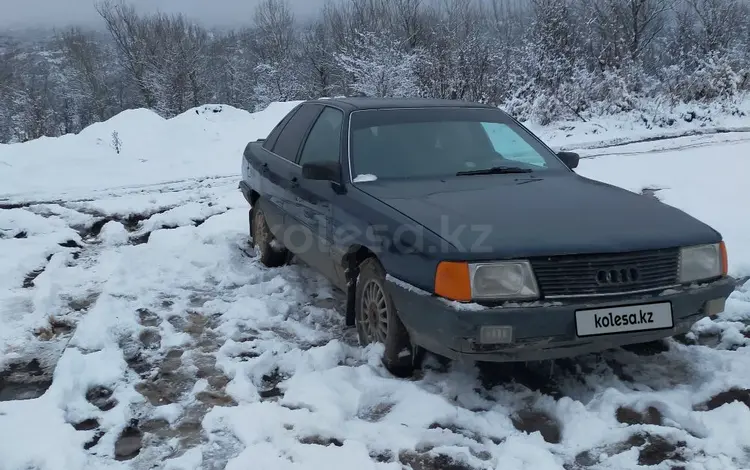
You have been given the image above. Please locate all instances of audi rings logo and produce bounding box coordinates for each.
[596,267,640,285]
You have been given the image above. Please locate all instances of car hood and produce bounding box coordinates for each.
[355,173,721,259]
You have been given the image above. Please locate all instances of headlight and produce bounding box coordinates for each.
[679,243,723,283]
[470,262,539,300]
[435,260,539,301]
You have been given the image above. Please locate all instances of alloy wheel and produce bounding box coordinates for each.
[361,279,389,344]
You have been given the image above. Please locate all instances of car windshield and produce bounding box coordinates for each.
[349,107,567,180]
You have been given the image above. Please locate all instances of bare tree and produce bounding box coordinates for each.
[251,0,306,107]
[96,0,156,107]
[678,0,748,54]
[300,21,335,98]
[252,0,296,63]
[585,0,672,68]
[0,46,21,142]
[389,0,429,48]
[488,0,531,45]
[207,29,257,108]
[60,27,112,125]
[145,13,209,113]
[97,1,210,116]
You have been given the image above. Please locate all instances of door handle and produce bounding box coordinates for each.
[290,177,299,188]
[260,162,269,173]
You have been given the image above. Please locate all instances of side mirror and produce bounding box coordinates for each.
[557,151,579,169]
[302,161,341,182]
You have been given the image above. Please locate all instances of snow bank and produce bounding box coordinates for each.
[0,101,302,200]
[524,97,750,150]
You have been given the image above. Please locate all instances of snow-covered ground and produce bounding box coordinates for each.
[1,102,750,470]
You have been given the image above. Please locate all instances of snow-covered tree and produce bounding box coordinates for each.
[252,61,306,110]
[250,0,306,109]
[336,30,422,98]
[1,0,750,142]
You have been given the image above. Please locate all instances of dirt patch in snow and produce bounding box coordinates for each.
[86,385,118,411]
[696,388,750,411]
[119,295,237,464]
[571,432,688,468]
[615,405,664,426]
[0,358,54,402]
[33,316,75,341]
[115,423,143,461]
[399,450,479,470]
[511,409,562,444]
[22,255,52,288]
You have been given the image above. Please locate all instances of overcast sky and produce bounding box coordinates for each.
[0,0,325,29]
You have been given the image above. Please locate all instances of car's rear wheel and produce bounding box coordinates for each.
[250,202,289,268]
[355,257,422,377]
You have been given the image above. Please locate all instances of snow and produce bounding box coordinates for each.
[1,101,750,470]
[385,274,430,296]
[0,102,301,202]
[352,174,378,183]
[438,298,490,311]
[525,98,750,151]
[99,221,129,246]
[575,135,750,277]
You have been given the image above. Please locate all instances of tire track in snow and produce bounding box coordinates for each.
[560,128,750,154]
[578,131,750,159]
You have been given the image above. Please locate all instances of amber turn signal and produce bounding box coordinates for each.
[720,241,728,276]
[434,261,471,302]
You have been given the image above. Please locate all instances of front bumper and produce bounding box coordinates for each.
[385,276,736,363]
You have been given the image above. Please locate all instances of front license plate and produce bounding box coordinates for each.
[575,302,673,337]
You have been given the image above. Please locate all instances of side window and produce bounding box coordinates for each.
[480,122,548,168]
[263,105,299,151]
[298,107,344,165]
[272,104,322,162]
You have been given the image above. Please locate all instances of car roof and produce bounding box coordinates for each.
[306,97,496,111]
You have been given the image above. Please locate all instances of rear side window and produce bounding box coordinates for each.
[263,105,300,151]
[298,107,344,165]
[272,104,322,162]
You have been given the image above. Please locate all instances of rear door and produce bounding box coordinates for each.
[285,106,345,287]
[258,103,323,239]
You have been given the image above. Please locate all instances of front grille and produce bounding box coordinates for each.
[530,248,680,298]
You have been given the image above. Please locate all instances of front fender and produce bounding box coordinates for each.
[332,187,454,293]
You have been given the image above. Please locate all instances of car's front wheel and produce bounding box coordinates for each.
[250,202,289,268]
[355,257,422,377]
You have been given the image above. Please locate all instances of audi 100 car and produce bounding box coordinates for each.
[239,97,734,377]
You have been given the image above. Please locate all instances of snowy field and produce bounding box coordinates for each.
[1,103,750,470]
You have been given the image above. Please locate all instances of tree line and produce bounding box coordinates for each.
[1,0,748,144]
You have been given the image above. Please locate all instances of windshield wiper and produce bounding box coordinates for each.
[456,166,533,176]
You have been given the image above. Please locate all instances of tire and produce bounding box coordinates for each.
[250,202,289,268]
[355,257,422,377]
